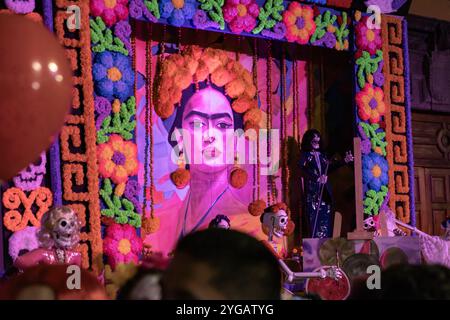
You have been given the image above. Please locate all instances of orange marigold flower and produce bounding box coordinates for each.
[155,102,175,119]
[243,107,262,124]
[356,84,386,124]
[225,78,246,98]
[227,60,244,75]
[158,87,172,105]
[183,45,203,60]
[160,76,174,88]
[158,78,174,104]
[162,60,178,78]
[245,83,257,98]
[168,88,183,106]
[203,48,225,73]
[173,67,192,90]
[184,56,199,76]
[169,54,185,67]
[242,70,253,85]
[195,60,209,82]
[142,216,160,234]
[283,2,316,45]
[217,50,229,64]
[211,66,235,87]
[232,97,255,113]
[97,135,139,185]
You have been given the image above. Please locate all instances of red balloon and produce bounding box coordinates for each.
[0,14,72,181]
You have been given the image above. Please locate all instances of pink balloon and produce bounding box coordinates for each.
[0,14,72,180]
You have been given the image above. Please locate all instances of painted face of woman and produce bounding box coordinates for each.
[180,88,234,173]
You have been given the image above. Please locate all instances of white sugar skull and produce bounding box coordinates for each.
[262,208,289,241]
[13,152,46,191]
[5,0,35,14]
[363,217,376,231]
[8,226,39,261]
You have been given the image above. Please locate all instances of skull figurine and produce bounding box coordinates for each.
[363,217,376,231]
[14,207,83,270]
[261,207,289,241]
[52,214,80,249]
[5,0,35,14]
[13,152,47,191]
[38,206,81,250]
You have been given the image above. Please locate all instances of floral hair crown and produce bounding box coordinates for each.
[155,46,261,131]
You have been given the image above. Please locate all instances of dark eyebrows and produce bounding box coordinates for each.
[184,110,208,120]
[211,113,232,121]
[183,110,232,121]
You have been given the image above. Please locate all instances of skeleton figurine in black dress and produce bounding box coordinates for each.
[299,129,353,238]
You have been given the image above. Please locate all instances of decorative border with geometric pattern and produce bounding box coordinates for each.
[54,0,102,272]
[382,15,414,228]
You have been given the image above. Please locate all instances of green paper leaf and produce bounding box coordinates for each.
[359,122,388,156]
[96,97,136,143]
[101,209,115,218]
[144,0,160,19]
[310,12,331,44]
[364,186,389,216]
[253,0,285,35]
[99,178,140,227]
[90,16,128,55]
[122,199,134,211]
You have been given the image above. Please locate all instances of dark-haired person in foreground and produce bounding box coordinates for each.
[162,229,282,299]
[349,264,450,300]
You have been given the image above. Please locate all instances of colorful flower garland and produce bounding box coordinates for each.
[90,0,141,239]
[354,11,390,218]
[128,0,350,51]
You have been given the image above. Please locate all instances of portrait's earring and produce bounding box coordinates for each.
[248,198,266,216]
[229,154,248,189]
[170,150,190,189]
